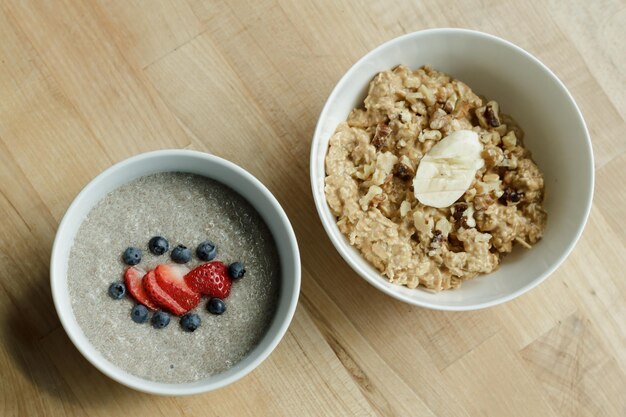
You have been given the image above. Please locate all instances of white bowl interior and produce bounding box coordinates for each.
[311,29,593,310]
[51,150,300,395]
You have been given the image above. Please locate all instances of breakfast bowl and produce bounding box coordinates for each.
[310,28,593,310]
[51,150,301,395]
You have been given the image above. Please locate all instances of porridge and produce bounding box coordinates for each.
[324,65,546,290]
[68,172,280,383]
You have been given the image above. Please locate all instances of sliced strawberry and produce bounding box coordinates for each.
[143,269,187,316]
[124,266,157,310]
[154,264,200,311]
[184,261,232,299]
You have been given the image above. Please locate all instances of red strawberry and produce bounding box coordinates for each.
[184,261,232,299]
[124,266,158,310]
[154,264,200,311]
[143,269,187,316]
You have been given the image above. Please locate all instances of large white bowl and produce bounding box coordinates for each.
[310,28,593,310]
[51,150,301,395]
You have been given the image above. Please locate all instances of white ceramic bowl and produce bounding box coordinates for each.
[310,28,593,310]
[51,150,301,395]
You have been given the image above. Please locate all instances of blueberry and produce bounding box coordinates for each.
[180,313,201,332]
[171,245,191,264]
[196,241,217,261]
[131,304,149,323]
[123,247,142,265]
[228,262,246,279]
[152,311,170,329]
[148,236,169,256]
[207,298,226,315]
[108,282,126,299]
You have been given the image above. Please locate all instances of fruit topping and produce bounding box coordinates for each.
[184,261,231,299]
[143,269,188,316]
[131,304,149,323]
[228,262,246,279]
[196,240,217,261]
[207,298,226,315]
[154,264,200,311]
[148,236,169,256]
[152,311,170,329]
[413,130,484,208]
[122,247,142,265]
[124,266,157,310]
[171,244,191,264]
[180,313,201,332]
[108,282,126,299]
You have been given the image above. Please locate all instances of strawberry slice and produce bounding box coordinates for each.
[143,269,187,316]
[154,264,200,312]
[184,261,231,299]
[124,266,157,310]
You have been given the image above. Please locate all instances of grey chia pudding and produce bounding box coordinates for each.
[68,172,281,383]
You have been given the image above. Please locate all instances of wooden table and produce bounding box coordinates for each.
[1,0,625,415]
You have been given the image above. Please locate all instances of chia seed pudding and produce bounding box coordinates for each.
[67,172,281,383]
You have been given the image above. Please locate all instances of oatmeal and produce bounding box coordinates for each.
[324,65,546,290]
[68,173,280,383]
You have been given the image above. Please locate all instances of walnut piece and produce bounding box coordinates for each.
[476,100,501,129]
[372,121,392,150]
[393,155,415,180]
[502,131,517,149]
[359,185,384,210]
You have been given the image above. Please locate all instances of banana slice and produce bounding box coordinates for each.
[413,130,484,208]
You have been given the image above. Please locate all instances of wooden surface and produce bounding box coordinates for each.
[1,0,625,416]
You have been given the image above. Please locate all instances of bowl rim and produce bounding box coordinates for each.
[50,149,301,395]
[309,28,594,311]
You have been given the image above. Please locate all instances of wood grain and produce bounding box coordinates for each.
[1,1,625,416]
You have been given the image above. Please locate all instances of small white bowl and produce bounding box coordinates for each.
[310,28,593,310]
[51,150,301,395]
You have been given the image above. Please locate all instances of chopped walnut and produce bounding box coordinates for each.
[476,100,501,129]
[400,200,412,217]
[464,187,477,201]
[452,99,471,118]
[371,121,391,150]
[479,131,501,146]
[418,129,442,143]
[419,84,436,106]
[359,185,384,210]
[482,147,504,167]
[502,131,517,149]
[484,101,500,127]
[435,217,452,237]
[399,109,412,124]
[411,100,427,115]
[475,173,503,199]
[413,210,434,238]
[363,151,398,187]
[498,154,519,169]
[405,91,424,105]
[494,124,508,136]
[443,92,458,113]
[393,155,415,180]
[429,109,448,130]
[353,162,376,180]
[462,204,477,228]
[473,194,495,211]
